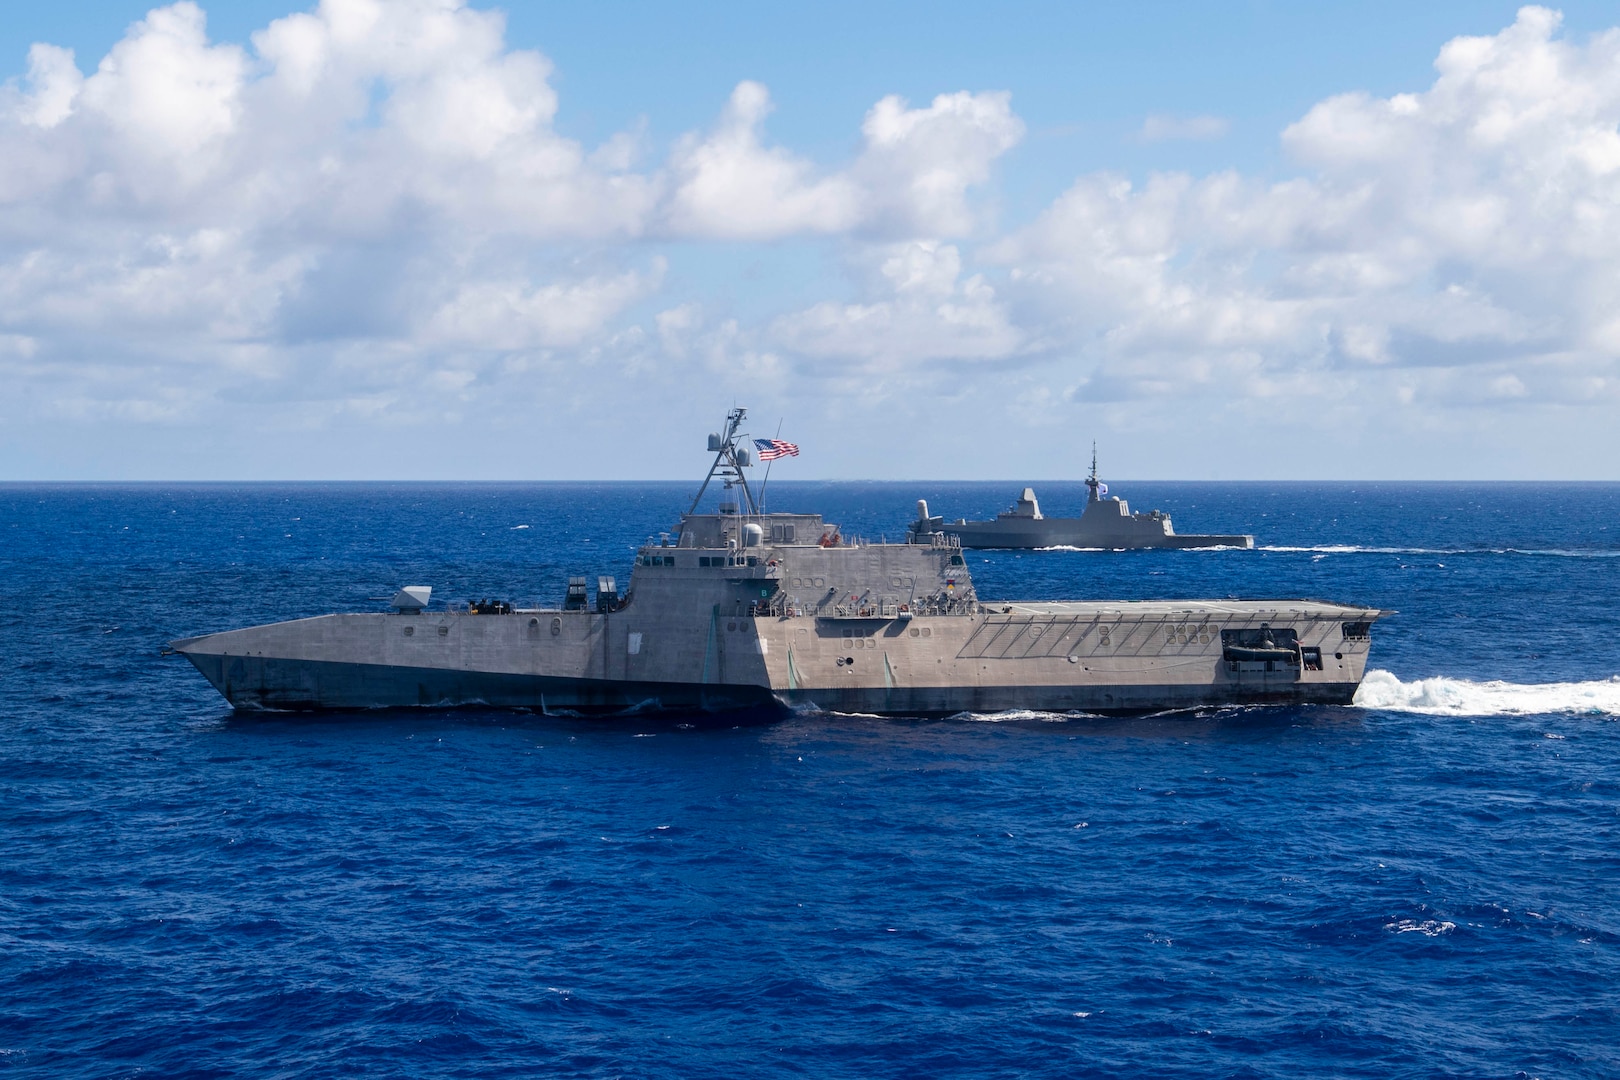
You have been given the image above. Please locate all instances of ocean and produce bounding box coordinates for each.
[2,480,1618,1078]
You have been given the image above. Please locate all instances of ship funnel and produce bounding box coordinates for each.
[390,585,431,612]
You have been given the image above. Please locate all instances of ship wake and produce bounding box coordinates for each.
[1354,670,1620,717]
[1260,545,1620,558]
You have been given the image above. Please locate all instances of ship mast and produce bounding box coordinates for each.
[688,406,760,515]
[1086,441,1101,503]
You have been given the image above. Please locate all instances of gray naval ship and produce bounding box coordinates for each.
[934,447,1255,550]
[172,410,1384,716]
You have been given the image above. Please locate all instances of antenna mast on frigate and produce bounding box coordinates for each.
[688,406,760,515]
[1085,441,1101,503]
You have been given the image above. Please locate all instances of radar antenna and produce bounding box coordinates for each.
[688,406,760,515]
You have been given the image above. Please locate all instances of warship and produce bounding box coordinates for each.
[933,446,1255,550]
[172,410,1384,716]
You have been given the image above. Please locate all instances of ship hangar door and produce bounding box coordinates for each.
[1220,627,1301,683]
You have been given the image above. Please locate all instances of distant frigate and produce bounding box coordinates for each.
[172,411,1383,716]
[922,445,1255,550]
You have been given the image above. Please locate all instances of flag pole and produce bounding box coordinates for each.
[758,419,783,513]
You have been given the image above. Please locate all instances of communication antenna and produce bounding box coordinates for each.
[688,407,760,515]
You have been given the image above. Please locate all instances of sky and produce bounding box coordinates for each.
[2,1,1619,480]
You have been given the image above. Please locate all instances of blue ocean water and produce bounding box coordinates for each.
[2,480,1618,1078]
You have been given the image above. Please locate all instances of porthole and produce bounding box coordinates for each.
[909,628,920,638]
[728,621,737,632]
[402,625,414,637]
[551,617,562,636]
[439,625,450,637]
[921,628,932,638]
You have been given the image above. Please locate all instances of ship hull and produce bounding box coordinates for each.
[944,523,1253,550]
[174,597,1381,718]
[180,649,1357,717]
[781,680,1360,716]
[939,491,1255,550]
[179,651,780,714]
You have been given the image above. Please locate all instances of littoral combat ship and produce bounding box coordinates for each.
[935,446,1255,550]
[173,410,1385,716]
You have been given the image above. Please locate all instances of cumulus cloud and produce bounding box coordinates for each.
[992,6,1620,414]
[1,0,1617,478]
[0,0,1032,443]
[424,262,663,350]
[664,83,1023,239]
[770,241,1023,370]
[663,81,862,239]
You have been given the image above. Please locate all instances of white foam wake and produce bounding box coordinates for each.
[1261,545,1620,558]
[1354,669,1620,717]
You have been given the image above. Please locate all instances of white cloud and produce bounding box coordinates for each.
[0,0,1027,441]
[770,241,1023,370]
[424,262,663,350]
[851,90,1025,236]
[0,0,667,424]
[663,81,862,239]
[0,1,1618,478]
[663,83,1023,239]
[79,2,246,162]
[993,6,1620,416]
[18,44,82,129]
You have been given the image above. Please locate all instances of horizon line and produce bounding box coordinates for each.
[3,477,1618,486]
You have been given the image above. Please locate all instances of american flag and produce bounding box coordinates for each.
[753,438,800,461]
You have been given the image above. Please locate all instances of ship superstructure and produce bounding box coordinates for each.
[172,411,1383,715]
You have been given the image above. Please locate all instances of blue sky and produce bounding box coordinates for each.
[2,2,1619,479]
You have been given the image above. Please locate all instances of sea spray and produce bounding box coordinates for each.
[1355,669,1620,716]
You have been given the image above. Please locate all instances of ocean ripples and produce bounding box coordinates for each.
[2,483,1620,1077]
